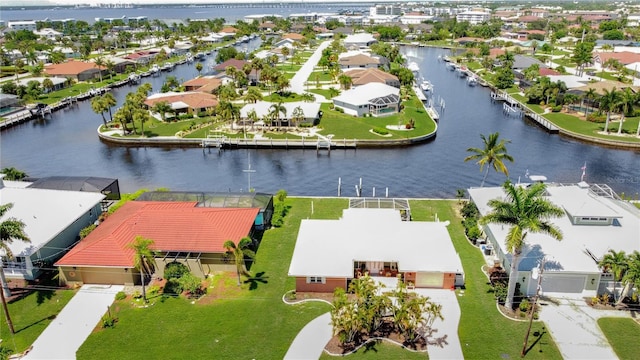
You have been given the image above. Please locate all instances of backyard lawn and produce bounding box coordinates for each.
[544,112,640,143]
[0,281,76,354]
[597,317,640,360]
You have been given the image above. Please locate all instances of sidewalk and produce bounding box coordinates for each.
[283,312,332,360]
[538,297,631,359]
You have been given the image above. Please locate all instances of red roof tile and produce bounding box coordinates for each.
[45,60,105,76]
[214,58,248,72]
[55,201,259,267]
[539,68,560,76]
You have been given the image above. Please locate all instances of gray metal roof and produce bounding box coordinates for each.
[27,176,118,193]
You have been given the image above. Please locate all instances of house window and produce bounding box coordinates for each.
[307,276,325,284]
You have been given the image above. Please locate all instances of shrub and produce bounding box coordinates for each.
[466,226,482,242]
[79,224,97,239]
[489,266,508,286]
[551,105,562,112]
[492,283,508,304]
[586,113,606,123]
[178,113,193,120]
[197,111,208,118]
[372,127,389,135]
[519,298,531,313]
[591,296,600,306]
[601,293,611,304]
[115,291,127,300]
[461,201,479,219]
[164,278,183,295]
[164,261,190,280]
[147,285,161,296]
[180,273,206,298]
[335,107,344,113]
[132,291,142,299]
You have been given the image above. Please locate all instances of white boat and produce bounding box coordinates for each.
[160,62,174,71]
[467,76,478,86]
[128,73,141,84]
[420,79,433,92]
[150,64,160,74]
[457,66,468,77]
[446,62,456,71]
[407,61,420,76]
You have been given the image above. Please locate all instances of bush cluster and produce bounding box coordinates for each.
[372,127,389,135]
[271,189,290,228]
[461,202,482,243]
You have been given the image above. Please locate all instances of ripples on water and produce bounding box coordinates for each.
[1,47,639,198]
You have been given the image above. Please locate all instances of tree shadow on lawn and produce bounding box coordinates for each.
[15,314,57,334]
[244,271,268,291]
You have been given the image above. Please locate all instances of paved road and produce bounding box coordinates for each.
[289,41,331,94]
[284,312,332,360]
[24,284,124,360]
[539,297,631,359]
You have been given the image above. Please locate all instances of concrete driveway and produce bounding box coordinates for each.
[414,289,464,360]
[284,312,332,360]
[24,284,124,360]
[289,41,330,94]
[538,297,631,359]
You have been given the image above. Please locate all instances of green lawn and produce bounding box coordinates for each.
[276,63,303,72]
[506,93,545,114]
[597,318,640,360]
[0,285,76,354]
[309,71,334,82]
[308,88,335,99]
[103,116,216,138]
[77,197,347,359]
[544,112,640,143]
[409,200,562,359]
[314,93,437,140]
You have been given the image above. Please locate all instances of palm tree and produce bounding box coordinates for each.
[617,88,637,135]
[152,101,172,122]
[91,96,109,127]
[600,87,621,133]
[42,78,55,94]
[94,56,105,83]
[480,182,564,310]
[290,106,304,128]
[338,74,352,90]
[582,88,597,117]
[127,236,156,303]
[0,168,27,181]
[599,249,628,302]
[301,93,315,102]
[245,87,263,104]
[269,101,287,129]
[464,132,514,187]
[102,92,117,122]
[618,251,640,305]
[0,203,30,334]
[223,237,255,286]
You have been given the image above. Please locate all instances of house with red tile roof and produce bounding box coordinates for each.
[339,53,381,69]
[144,91,219,115]
[44,60,106,82]
[55,201,260,285]
[282,33,305,41]
[593,51,640,66]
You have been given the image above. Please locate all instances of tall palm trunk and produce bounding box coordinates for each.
[480,166,490,187]
[0,266,11,298]
[505,249,522,310]
[140,267,147,302]
[618,116,625,135]
[604,112,611,132]
[616,282,631,305]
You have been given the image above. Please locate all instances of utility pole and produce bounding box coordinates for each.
[521,258,546,357]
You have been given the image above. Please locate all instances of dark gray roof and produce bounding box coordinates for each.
[27,176,118,192]
[512,55,546,70]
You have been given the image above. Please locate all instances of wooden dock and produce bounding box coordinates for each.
[491,91,558,133]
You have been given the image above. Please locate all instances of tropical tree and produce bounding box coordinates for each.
[301,92,315,102]
[223,237,255,286]
[290,106,304,128]
[42,78,54,93]
[599,87,621,133]
[618,251,640,305]
[338,74,352,90]
[269,101,287,128]
[0,168,27,181]
[390,278,443,344]
[102,92,117,122]
[127,236,156,303]
[0,203,30,333]
[152,101,172,122]
[195,62,203,75]
[91,96,109,127]
[94,56,105,83]
[244,87,263,104]
[328,86,340,98]
[617,87,637,135]
[480,182,564,310]
[582,88,597,116]
[599,249,628,302]
[464,132,514,187]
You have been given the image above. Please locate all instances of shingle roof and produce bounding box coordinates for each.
[144,91,219,110]
[339,54,381,67]
[344,68,398,86]
[214,59,248,72]
[55,201,259,267]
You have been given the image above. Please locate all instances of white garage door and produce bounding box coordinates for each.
[416,272,444,288]
[542,274,586,293]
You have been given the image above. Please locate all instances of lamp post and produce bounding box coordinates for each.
[521,258,546,357]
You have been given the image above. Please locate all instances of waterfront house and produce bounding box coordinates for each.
[0,175,104,282]
[124,50,159,65]
[55,192,273,285]
[239,101,322,126]
[17,77,68,93]
[343,68,400,88]
[338,53,382,70]
[469,182,640,299]
[98,56,137,74]
[343,33,378,49]
[144,91,219,116]
[44,60,106,82]
[332,82,400,117]
[182,76,222,93]
[288,208,464,292]
[33,28,63,40]
[55,201,260,285]
[213,58,248,73]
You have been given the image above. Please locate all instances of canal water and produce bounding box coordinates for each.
[1,46,639,198]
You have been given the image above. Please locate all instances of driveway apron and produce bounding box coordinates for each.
[284,312,332,360]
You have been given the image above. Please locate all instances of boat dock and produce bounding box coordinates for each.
[490,91,558,133]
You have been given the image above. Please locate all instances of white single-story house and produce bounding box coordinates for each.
[239,101,321,125]
[288,208,464,292]
[344,33,378,49]
[332,82,400,117]
[546,75,590,89]
[0,175,105,281]
[469,182,640,299]
[17,77,68,92]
